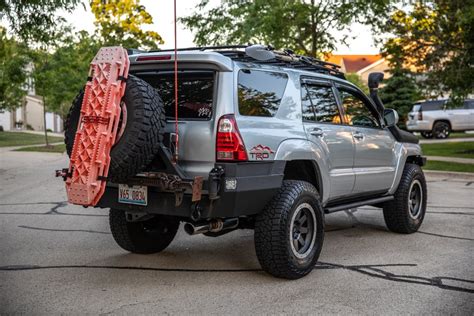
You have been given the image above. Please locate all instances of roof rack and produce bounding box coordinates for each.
[148,44,345,79]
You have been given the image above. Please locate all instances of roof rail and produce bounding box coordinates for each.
[146,44,345,79]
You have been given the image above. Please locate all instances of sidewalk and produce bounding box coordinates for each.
[0,142,63,154]
[420,137,474,144]
[426,155,474,164]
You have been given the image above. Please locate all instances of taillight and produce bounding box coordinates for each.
[216,114,248,161]
[418,110,423,120]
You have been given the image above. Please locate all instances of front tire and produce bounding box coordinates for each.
[109,209,179,254]
[383,164,427,233]
[254,180,324,279]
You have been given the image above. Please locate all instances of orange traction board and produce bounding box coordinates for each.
[65,47,130,206]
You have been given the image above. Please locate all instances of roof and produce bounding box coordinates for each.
[325,54,383,73]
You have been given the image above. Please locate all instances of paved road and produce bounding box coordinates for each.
[1,151,473,314]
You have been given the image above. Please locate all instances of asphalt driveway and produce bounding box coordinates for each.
[0,151,473,314]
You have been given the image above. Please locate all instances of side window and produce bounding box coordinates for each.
[464,100,474,110]
[238,69,288,117]
[339,88,380,128]
[301,83,342,124]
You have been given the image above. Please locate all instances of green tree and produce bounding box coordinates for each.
[0,27,30,110]
[181,0,394,57]
[91,0,164,50]
[380,68,421,126]
[345,73,369,94]
[32,30,99,119]
[0,0,80,43]
[381,0,474,106]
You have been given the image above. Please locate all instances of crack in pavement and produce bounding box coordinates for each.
[0,201,107,217]
[417,231,474,241]
[1,262,472,294]
[18,225,110,235]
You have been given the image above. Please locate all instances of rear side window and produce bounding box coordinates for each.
[135,71,215,120]
[238,69,288,117]
[301,83,341,123]
[421,101,444,111]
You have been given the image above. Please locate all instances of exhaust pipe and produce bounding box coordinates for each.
[184,218,239,236]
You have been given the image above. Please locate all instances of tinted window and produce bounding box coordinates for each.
[238,69,288,117]
[339,89,380,128]
[301,84,341,123]
[421,101,444,111]
[464,100,474,109]
[136,71,214,120]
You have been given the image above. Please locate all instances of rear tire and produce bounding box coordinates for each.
[383,164,427,233]
[432,121,450,139]
[64,75,166,183]
[254,180,324,279]
[109,209,179,254]
[420,131,433,139]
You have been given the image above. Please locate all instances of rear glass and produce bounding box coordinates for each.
[412,104,421,112]
[135,71,215,120]
[238,69,288,117]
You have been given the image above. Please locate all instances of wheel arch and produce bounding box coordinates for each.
[283,160,323,199]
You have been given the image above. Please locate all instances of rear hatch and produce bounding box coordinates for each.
[132,68,218,178]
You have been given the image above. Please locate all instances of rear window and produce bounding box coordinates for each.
[135,71,215,120]
[412,104,421,112]
[238,69,288,117]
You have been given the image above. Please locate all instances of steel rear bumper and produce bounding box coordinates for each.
[96,161,285,218]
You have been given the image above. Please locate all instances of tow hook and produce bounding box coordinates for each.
[208,166,224,200]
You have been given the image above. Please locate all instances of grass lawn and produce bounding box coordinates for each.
[424,160,474,173]
[14,143,66,153]
[0,132,63,147]
[421,142,474,159]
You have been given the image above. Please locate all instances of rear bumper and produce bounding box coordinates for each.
[406,120,431,131]
[96,161,285,218]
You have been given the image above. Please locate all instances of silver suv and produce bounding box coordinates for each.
[407,99,474,138]
[66,45,428,279]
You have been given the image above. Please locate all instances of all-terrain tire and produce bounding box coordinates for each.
[109,209,179,254]
[432,121,450,139]
[64,75,166,183]
[254,180,324,279]
[383,163,427,233]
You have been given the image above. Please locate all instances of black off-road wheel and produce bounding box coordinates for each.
[432,121,450,139]
[254,180,324,279]
[420,131,433,139]
[64,75,166,183]
[109,209,180,254]
[383,164,427,234]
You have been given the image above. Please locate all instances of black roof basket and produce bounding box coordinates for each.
[149,45,345,79]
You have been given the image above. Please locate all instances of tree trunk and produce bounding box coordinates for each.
[42,96,49,146]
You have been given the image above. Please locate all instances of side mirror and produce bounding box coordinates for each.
[384,109,399,127]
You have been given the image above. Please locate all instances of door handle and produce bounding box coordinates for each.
[353,131,364,140]
[309,127,324,137]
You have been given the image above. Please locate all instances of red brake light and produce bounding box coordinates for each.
[216,115,248,161]
[418,110,423,120]
[136,55,172,61]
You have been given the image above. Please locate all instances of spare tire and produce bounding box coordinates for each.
[64,75,165,183]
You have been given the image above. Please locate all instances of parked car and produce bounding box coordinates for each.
[63,45,427,279]
[407,99,474,138]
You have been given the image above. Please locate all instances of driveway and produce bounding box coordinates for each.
[0,151,473,314]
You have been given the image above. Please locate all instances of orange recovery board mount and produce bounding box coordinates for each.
[64,47,130,206]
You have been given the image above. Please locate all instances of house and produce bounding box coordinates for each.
[325,54,390,84]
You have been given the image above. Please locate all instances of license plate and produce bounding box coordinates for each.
[118,184,147,206]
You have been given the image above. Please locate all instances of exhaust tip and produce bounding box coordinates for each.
[184,223,195,235]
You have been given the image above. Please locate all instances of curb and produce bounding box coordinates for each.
[423,170,474,180]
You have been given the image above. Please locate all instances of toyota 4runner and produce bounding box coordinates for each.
[64,45,427,279]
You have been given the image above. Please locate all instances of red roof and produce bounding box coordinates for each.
[326,54,382,73]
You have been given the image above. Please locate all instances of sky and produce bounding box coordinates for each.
[65,0,380,55]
